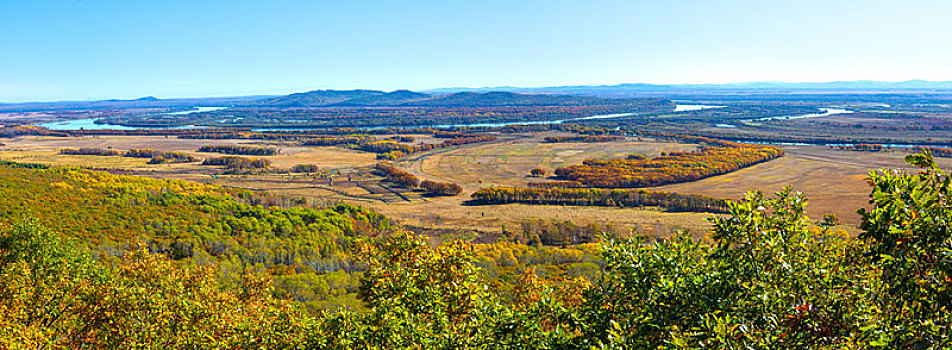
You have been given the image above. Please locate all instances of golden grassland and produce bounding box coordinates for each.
[653,146,952,226]
[0,133,932,237]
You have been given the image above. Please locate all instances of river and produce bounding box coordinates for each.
[38,106,227,130]
[35,104,737,131]
[715,107,854,128]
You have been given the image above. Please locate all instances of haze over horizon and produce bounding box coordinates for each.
[3,0,951,102]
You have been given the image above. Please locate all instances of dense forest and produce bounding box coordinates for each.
[553,141,784,188]
[470,187,729,213]
[3,152,952,348]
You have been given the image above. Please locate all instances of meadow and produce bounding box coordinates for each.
[0,130,925,238]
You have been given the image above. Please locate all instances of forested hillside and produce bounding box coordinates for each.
[0,162,391,311]
[3,153,952,348]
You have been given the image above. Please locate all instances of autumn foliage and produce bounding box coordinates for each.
[470,187,728,213]
[914,146,952,157]
[421,180,463,196]
[554,142,784,188]
[198,145,278,156]
[375,162,420,188]
[543,135,622,143]
[201,156,271,170]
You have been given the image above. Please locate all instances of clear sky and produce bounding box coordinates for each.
[2,0,950,102]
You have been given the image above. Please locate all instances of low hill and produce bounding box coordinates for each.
[400,91,632,107]
[247,89,663,108]
[329,89,431,106]
[247,89,386,107]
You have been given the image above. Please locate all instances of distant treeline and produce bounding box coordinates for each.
[832,143,886,152]
[60,148,198,164]
[543,135,622,143]
[0,160,49,169]
[359,135,497,160]
[471,187,728,213]
[507,219,618,246]
[291,164,322,174]
[914,146,952,158]
[60,148,121,156]
[198,145,278,156]
[553,141,783,188]
[300,136,374,146]
[201,156,270,171]
[99,101,673,129]
[374,162,462,196]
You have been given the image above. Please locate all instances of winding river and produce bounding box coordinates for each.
[38,106,227,130]
[33,104,748,131]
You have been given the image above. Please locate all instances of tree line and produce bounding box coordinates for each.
[198,145,278,156]
[914,146,952,157]
[470,187,728,213]
[374,162,462,196]
[832,143,886,152]
[542,135,622,143]
[374,162,420,188]
[359,135,497,160]
[60,147,199,163]
[553,142,784,188]
[201,156,271,172]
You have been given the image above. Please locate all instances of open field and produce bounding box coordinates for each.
[652,146,952,226]
[2,133,936,238]
[399,133,698,188]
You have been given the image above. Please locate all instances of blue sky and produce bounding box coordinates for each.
[1,0,950,102]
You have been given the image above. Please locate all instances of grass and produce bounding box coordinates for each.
[2,133,925,238]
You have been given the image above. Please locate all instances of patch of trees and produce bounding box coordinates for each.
[198,145,278,156]
[291,164,321,174]
[527,180,585,188]
[60,148,122,156]
[554,142,784,188]
[374,162,420,188]
[374,162,462,196]
[59,147,198,163]
[388,136,415,142]
[201,156,270,171]
[421,180,463,196]
[125,149,199,163]
[300,135,374,146]
[360,135,497,160]
[530,168,545,177]
[0,160,48,169]
[833,143,885,152]
[471,187,728,213]
[543,135,622,143]
[914,146,952,158]
[432,130,466,138]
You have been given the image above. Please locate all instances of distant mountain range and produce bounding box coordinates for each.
[0,95,271,113]
[5,80,952,111]
[425,80,952,97]
[244,89,648,107]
